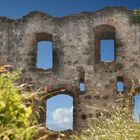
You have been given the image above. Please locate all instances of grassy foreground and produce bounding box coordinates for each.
[71,107,140,140]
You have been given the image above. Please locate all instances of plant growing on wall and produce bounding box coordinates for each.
[131,9,140,22]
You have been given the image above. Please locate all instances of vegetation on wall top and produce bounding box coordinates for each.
[131,9,140,23]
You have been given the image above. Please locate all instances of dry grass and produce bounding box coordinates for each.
[71,106,140,140]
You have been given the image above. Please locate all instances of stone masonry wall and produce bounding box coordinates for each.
[0,7,140,131]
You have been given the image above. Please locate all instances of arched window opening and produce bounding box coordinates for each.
[46,94,73,131]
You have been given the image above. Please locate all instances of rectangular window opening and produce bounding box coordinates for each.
[133,94,140,123]
[100,39,115,62]
[37,41,53,70]
[116,77,124,93]
[79,78,85,92]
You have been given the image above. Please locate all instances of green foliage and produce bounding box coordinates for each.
[0,71,37,140]
[71,107,140,140]
[131,9,140,23]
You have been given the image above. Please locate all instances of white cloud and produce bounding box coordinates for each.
[52,106,73,124]
[47,106,73,131]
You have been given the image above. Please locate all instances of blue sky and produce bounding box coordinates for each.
[46,94,73,131]
[0,0,140,19]
[1,0,140,131]
[133,94,140,122]
[37,41,53,70]
[100,40,115,62]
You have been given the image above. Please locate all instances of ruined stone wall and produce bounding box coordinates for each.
[0,7,140,131]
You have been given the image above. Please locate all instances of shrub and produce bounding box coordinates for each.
[0,70,36,140]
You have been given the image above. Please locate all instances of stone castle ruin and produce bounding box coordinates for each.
[0,7,140,131]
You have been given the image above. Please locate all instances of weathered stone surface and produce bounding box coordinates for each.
[0,7,139,131]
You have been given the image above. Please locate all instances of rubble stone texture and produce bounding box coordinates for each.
[0,7,139,131]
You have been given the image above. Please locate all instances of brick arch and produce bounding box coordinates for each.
[46,90,76,100]
[94,24,116,35]
[44,84,79,99]
[38,87,79,130]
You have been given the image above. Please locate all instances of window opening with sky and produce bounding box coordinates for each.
[37,41,53,70]
[100,39,115,62]
[79,77,85,92]
[133,94,140,123]
[116,77,124,93]
[46,94,73,131]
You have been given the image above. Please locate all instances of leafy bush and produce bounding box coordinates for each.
[131,9,140,23]
[0,71,36,140]
[71,107,140,140]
